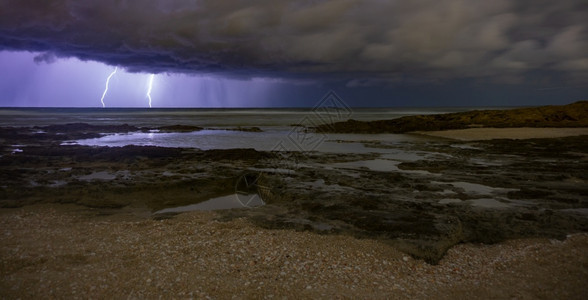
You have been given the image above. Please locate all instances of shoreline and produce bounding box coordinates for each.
[412,127,588,141]
[1,105,587,298]
[1,204,587,299]
[1,125,587,264]
[314,101,588,134]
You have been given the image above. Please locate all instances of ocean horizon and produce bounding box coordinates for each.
[0,106,515,127]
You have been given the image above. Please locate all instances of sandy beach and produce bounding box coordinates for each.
[413,127,588,141]
[1,204,587,299]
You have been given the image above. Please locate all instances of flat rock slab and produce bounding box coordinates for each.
[413,127,588,141]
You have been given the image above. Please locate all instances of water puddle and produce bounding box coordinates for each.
[468,198,511,208]
[433,181,518,195]
[77,170,131,181]
[67,130,439,154]
[331,159,436,176]
[450,182,498,194]
[438,189,457,195]
[439,198,463,204]
[380,151,429,162]
[48,180,68,187]
[450,144,482,150]
[11,145,24,154]
[78,171,117,181]
[154,193,264,214]
[247,167,295,175]
[469,158,504,166]
[332,159,401,172]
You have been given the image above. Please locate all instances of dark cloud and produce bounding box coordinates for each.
[0,0,586,85]
[33,52,57,64]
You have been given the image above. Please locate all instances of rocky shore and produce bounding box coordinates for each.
[1,104,587,297]
[314,101,588,133]
[1,123,587,264]
[414,127,588,141]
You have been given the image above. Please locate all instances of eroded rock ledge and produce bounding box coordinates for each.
[1,130,587,263]
[314,101,588,134]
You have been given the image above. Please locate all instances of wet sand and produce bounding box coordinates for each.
[1,204,587,299]
[413,127,588,141]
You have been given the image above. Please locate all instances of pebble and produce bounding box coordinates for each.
[1,207,587,299]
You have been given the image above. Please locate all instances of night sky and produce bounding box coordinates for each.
[0,0,587,107]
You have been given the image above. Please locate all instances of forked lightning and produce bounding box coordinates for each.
[100,67,118,108]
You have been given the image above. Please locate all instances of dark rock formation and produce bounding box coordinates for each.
[157,125,203,132]
[37,123,140,133]
[315,101,588,133]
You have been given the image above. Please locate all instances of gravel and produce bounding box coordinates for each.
[1,205,587,299]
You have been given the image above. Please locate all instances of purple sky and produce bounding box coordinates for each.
[0,51,293,107]
[0,0,587,107]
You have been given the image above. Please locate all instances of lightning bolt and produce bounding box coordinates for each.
[147,74,155,108]
[100,67,118,108]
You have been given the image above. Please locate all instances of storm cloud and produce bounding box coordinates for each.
[1,0,587,84]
